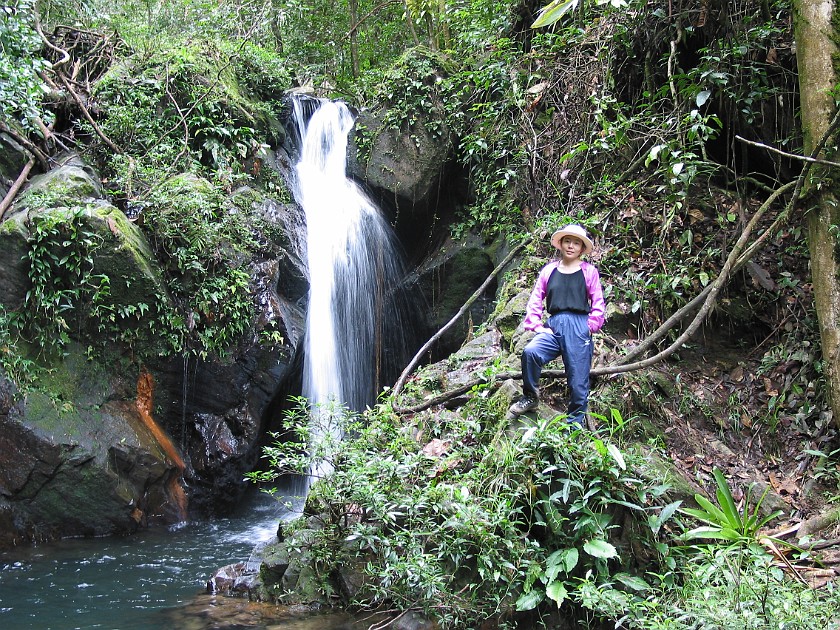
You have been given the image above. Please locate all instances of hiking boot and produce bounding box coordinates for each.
[508,394,539,416]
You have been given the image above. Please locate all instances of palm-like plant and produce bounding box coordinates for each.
[681,467,784,546]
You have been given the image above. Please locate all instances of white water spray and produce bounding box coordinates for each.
[289,98,418,423]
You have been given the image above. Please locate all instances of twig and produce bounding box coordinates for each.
[736,135,840,169]
[33,13,70,68]
[0,157,36,221]
[368,605,418,630]
[57,73,124,154]
[761,536,810,586]
[391,237,531,398]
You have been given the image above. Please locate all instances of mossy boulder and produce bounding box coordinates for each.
[0,353,185,547]
[0,156,167,317]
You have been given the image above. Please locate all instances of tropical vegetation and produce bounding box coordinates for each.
[2,0,840,627]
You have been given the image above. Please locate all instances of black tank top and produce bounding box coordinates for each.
[545,269,589,315]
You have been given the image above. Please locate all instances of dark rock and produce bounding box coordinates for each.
[412,233,499,358]
[0,356,186,547]
[347,107,454,210]
[0,131,31,200]
[207,561,249,595]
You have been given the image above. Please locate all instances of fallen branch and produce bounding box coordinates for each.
[798,506,840,539]
[736,134,840,169]
[0,122,50,171]
[391,237,532,398]
[0,157,36,221]
[614,179,796,367]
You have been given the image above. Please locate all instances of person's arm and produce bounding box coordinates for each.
[523,263,554,333]
[583,262,606,333]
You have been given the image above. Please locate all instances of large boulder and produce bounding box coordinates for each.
[412,233,502,358]
[0,130,31,201]
[0,355,186,547]
[347,106,454,213]
[0,155,165,313]
[147,187,308,516]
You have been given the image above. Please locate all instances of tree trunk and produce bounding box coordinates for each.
[793,0,840,428]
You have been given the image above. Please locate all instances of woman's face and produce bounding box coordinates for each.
[560,235,584,260]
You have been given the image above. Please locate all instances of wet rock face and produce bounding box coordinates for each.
[0,361,184,547]
[147,193,307,519]
[411,233,499,360]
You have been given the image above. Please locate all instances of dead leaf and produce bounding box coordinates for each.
[422,438,451,457]
[107,217,120,236]
[687,207,705,224]
[769,471,799,496]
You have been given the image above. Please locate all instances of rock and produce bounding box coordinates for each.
[207,561,249,595]
[347,106,454,212]
[0,156,310,541]
[0,356,186,547]
[0,156,166,314]
[412,233,499,358]
[0,130,30,200]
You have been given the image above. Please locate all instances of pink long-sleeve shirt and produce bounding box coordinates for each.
[523,260,606,334]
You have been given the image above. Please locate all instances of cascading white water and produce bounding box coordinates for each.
[288,98,418,422]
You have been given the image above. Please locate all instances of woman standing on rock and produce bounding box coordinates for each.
[508,224,605,425]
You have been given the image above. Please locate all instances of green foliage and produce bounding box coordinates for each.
[140,175,257,359]
[19,207,110,357]
[680,467,783,547]
[89,41,276,194]
[574,544,840,629]
[0,0,54,131]
[253,400,673,626]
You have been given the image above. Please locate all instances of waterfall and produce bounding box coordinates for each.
[287,97,419,429]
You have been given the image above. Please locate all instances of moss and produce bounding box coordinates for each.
[86,203,167,308]
[16,165,101,209]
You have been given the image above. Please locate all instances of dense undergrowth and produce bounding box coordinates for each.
[250,394,840,628]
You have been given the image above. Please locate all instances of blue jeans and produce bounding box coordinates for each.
[521,312,592,424]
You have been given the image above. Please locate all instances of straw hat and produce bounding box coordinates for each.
[550,224,594,255]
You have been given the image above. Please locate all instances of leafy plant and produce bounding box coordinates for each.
[0,0,54,131]
[680,467,783,546]
[20,207,109,357]
[253,401,675,626]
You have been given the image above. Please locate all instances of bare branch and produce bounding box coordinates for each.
[0,157,36,221]
[391,237,532,398]
[736,135,840,169]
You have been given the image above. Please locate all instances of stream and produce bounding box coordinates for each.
[0,484,361,630]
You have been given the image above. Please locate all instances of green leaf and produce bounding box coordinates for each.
[712,468,742,530]
[531,0,579,28]
[584,539,618,559]
[546,547,579,576]
[615,573,651,591]
[650,500,682,534]
[682,525,742,541]
[546,580,568,606]
[516,589,544,611]
[696,90,712,106]
[606,443,626,470]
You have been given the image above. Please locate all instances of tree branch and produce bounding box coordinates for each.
[0,157,36,221]
[736,135,840,169]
